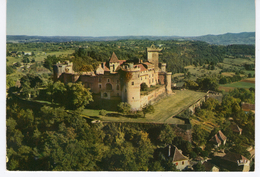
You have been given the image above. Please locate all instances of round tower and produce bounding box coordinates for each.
[121,66,141,111]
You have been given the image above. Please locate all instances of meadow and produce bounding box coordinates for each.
[219,78,255,92]
[6,50,75,66]
[82,90,207,124]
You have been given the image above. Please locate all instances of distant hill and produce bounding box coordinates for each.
[7,32,255,45]
[187,32,255,45]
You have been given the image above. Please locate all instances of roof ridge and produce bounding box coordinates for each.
[109,52,119,63]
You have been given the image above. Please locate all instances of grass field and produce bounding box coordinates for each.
[223,58,255,66]
[6,50,75,66]
[219,79,255,92]
[82,90,207,124]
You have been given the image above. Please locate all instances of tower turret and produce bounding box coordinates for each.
[146,44,162,70]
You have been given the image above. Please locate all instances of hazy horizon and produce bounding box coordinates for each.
[6,31,255,38]
[7,0,255,37]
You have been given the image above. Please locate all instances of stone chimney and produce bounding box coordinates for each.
[168,145,171,157]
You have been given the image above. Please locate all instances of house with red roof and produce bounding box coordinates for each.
[209,130,227,148]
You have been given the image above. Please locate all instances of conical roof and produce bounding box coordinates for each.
[109,52,119,63]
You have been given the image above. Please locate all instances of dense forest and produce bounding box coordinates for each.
[7,40,254,76]
[6,86,255,171]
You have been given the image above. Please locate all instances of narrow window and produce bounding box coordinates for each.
[117,93,119,96]
[107,79,110,82]
[132,82,134,85]
[117,85,119,90]
[182,161,184,165]
[99,85,101,89]
[132,97,134,99]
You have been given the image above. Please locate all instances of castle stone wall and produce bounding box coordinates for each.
[140,85,166,108]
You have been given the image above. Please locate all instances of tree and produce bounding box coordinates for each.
[158,124,176,145]
[201,97,219,111]
[193,161,205,171]
[22,57,30,63]
[196,77,219,91]
[140,83,148,91]
[192,124,208,146]
[7,66,15,75]
[65,82,93,110]
[142,104,155,117]
[43,55,59,71]
[184,80,198,90]
[117,102,131,115]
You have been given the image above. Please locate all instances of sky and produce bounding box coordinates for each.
[6,0,255,37]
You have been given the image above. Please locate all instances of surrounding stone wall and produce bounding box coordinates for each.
[140,85,166,107]
[188,96,206,114]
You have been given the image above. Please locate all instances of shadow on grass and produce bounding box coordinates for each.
[106,113,143,119]
[106,113,122,117]
[89,116,100,119]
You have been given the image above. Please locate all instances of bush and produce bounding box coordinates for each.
[140,83,148,91]
[117,102,131,115]
[99,109,107,116]
[6,66,15,75]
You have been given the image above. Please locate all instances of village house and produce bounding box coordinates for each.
[209,130,227,148]
[241,102,255,113]
[230,123,242,135]
[202,161,219,172]
[53,45,172,111]
[165,145,189,171]
[220,152,250,172]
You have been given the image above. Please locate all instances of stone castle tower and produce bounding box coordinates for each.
[147,44,162,70]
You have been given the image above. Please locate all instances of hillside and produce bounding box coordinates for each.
[188,32,255,45]
[7,32,255,45]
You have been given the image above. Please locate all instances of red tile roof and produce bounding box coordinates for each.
[134,64,147,72]
[119,60,126,65]
[210,134,221,144]
[102,62,110,71]
[218,130,227,141]
[231,124,242,133]
[109,52,119,63]
[241,103,255,111]
[143,62,153,65]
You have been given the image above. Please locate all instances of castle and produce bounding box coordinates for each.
[53,45,172,110]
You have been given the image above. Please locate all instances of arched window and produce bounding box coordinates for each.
[103,93,108,97]
[117,85,119,90]
[106,83,112,90]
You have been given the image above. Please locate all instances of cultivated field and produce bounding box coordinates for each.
[219,78,255,92]
[82,90,207,124]
[223,57,255,66]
